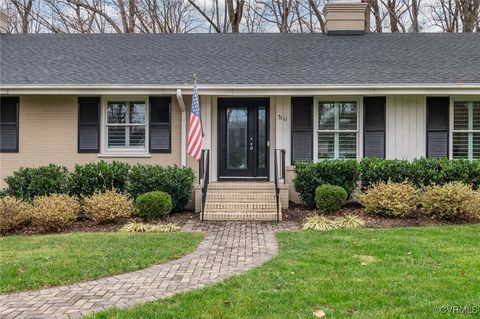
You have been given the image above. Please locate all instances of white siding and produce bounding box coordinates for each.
[386,95,426,160]
[275,96,291,165]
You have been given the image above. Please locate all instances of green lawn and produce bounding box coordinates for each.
[92,225,480,319]
[0,232,204,294]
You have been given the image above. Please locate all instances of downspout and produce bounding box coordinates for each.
[176,89,187,167]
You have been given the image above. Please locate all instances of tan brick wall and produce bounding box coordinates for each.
[0,95,200,189]
[0,94,297,209]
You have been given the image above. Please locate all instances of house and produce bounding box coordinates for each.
[1,0,479,221]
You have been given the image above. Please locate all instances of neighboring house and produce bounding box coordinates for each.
[1,0,479,220]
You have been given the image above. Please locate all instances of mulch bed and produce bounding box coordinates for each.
[4,211,199,237]
[4,205,479,236]
[283,203,480,228]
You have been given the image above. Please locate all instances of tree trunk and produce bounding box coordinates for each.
[387,0,399,32]
[371,0,383,32]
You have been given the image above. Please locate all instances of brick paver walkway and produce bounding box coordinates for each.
[0,221,298,319]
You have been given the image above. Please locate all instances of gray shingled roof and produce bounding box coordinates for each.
[1,33,480,86]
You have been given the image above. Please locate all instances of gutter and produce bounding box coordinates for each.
[1,83,480,90]
[2,83,480,96]
[176,89,187,168]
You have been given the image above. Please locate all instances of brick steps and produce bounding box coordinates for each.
[206,192,276,202]
[203,182,280,221]
[203,212,279,221]
[208,182,275,190]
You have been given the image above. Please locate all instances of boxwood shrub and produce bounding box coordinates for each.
[294,160,359,208]
[360,158,480,189]
[3,164,69,200]
[126,165,195,212]
[315,184,348,214]
[135,191,173,218]
[67,161,130,197]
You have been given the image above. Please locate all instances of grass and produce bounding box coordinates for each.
[91,225,480,318]
[0,231,204,294]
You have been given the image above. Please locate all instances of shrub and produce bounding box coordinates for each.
[421,182,477,220]
[360,158,480,189]
[3,164,69,200]
[82,190,133,223]
[335,214,365,229]
[360,158,412,189]
[31,194,80,230]
[356,181,419,217]
[68,161,130,197]
[302,215,337,231]
[294,160,359,208]
[135,191,173,218]
[0,196,31,232]
[315,185,347,214]
[469,191,480,217]
[127,165,194,212]
[119,221,180,233]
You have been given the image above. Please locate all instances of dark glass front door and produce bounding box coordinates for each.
[218,98,269,179]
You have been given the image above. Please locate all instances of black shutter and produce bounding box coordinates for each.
[363,97,386,158]
[427,97,449,158]
[0,96,19,152]
[78,97,100,153]
[291,97,313,161]
[149,96,171,153]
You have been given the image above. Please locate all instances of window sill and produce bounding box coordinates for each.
[97,153,152,158]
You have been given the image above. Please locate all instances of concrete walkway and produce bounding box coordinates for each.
[0,221,297,319]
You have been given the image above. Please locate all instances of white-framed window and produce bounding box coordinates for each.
[452,100,480,160]
[314,98,360,160]
[101,97,149,155]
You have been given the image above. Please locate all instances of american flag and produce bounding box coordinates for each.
[187,78,203,161]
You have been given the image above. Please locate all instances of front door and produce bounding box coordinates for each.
[218,98,269,179]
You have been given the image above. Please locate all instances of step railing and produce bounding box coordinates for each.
[199,149,210,222]
[274,149,286,222]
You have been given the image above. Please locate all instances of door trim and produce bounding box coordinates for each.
[217,98,270,180]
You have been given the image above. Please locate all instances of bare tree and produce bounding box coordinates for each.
[408,0,422,31]
[370,0,384,32]
[135,0,196,32]
[252,0,294,32]
[42,0,100,32]
[9,0,33,33]
[457,0,480,31]
[243,0,269,32]
[429,0,459,31]
[3,0,478,33]
[187,0,245,32]
[63,0,123,32]
[227,0,245,32]
[307,0,325,32]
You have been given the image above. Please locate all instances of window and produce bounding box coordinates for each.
[317,101,358,159]
[0,96,19,152]
[106,101,146,150]
[453,101,480,160]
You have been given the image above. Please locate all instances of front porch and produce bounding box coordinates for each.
[194,180,289,221]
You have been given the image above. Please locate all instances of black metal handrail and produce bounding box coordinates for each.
[199,149,210,221]
[274,149,286,222]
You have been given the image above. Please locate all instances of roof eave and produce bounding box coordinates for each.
[1,83,480,96]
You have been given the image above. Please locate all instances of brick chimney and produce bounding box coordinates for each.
[0,10,8,33]
[324,0,367,35]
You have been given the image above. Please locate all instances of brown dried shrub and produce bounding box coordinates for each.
[0,196,31,232]
[31,194,79,230]
[83,190,133,223]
